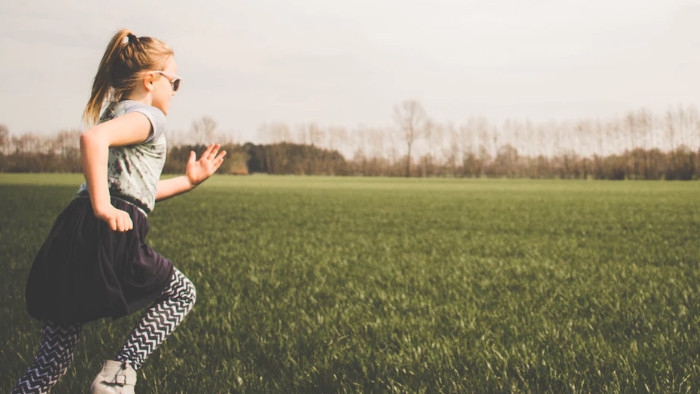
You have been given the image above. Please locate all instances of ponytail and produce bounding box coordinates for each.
[83,29,174,126]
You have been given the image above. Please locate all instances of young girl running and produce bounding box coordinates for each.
[13,29,226,393]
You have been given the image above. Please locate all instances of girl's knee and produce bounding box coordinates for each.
[172,269,196,306]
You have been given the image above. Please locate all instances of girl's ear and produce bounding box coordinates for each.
[143,72,155,92]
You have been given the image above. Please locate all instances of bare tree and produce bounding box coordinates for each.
[308,123,324,147]
[52,129,81,161]
[328,126,348,152]
[191,116,217,145]
[394,100,428,177]
[272,123,292,143]
[0,124,9,155]
[12,132,43,154]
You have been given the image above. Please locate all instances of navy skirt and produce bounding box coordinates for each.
[25,197,173,324]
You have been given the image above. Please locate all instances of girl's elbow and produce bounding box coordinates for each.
[79,132,89,148]
[80,129,104,149]
[80,130,94,147]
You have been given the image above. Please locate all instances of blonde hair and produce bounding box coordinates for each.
[83,29,174,126]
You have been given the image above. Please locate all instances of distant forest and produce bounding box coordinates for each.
[1,102,698,180]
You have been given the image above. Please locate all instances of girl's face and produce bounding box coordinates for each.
[151,57,179,115]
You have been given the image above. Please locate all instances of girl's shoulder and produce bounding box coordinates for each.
[101,100,167,143]
[101,100,165,124]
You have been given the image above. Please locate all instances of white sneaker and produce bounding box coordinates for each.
[89,360,137,394]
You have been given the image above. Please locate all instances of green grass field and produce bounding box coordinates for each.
[1,174,698,393]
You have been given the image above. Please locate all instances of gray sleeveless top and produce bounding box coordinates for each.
[77,100,167,214]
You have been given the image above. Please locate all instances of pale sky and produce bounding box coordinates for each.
[1,0,698,143]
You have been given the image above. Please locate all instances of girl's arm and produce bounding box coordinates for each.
[80,112,152,232]
[156,143,226,201]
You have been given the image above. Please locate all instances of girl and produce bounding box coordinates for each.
[13,29,226,393]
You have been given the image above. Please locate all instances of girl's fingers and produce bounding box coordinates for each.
[98,206,132,232]
[201,144,215,159]
[208,144,221,159]
[122,213,133,231]
[215,152,227,166]
[110,210,132,232]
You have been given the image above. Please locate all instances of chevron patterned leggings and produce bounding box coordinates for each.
[13,268,195,393]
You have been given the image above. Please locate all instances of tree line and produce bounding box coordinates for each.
[1,103,698,180]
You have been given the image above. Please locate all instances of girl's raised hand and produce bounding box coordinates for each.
[186,143,227,187]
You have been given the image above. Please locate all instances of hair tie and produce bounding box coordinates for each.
[123,33,137,45]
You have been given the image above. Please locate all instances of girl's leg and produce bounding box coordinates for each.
[114,267,196,370]
[13,320,83,393]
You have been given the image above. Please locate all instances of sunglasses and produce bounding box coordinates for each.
[151,71,182,92]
